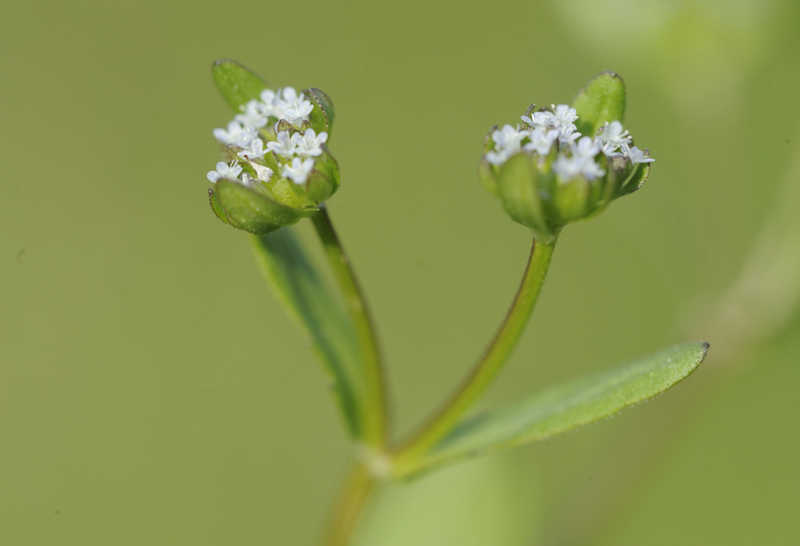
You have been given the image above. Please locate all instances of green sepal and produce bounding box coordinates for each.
[208,188,231,225]
[572,71,626,137]
[496,153,552,240]
[553,176,592,223]
[305,87,335,137]
[618,157,652,196]
[215,178,301,234]
[275,119,295,132]
[212,59,270,114]
[304,147,340,203]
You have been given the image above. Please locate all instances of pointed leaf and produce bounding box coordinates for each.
[572,71,626,137]
[403,343,708,476]
[212,59,271,114]
[251,228,364,438]
[215,179,301,234]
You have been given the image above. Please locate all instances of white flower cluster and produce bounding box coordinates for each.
[486,105,654,182]
[208,87,329,187]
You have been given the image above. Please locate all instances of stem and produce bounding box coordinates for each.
[323,463,376,546]
[394,234,557,471]
[311,205,389,448]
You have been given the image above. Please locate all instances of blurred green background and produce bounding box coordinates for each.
[2,0,799,544]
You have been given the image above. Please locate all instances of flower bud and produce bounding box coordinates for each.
[206,60,339,235]
[479,72,652,242]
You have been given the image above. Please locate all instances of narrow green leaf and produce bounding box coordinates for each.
[572,71,626,137]
[212,59,270,113]
[215,179,302,235]
[403,343,708,476]
[252,228,364,438]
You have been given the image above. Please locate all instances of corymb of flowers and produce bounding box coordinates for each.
[479,71,653,243]
[207,60,339,235]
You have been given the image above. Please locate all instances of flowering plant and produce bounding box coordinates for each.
[204,60,707,545]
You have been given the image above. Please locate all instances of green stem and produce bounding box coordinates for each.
[323,463,376,546]
[393,234,557,472]
[311,206,389,448]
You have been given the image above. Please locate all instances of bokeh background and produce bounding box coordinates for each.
[2,0,800,544]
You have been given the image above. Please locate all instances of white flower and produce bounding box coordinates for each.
[621,144,654,163]
[213,121,247,145]
[237,138,267,160]
[233,126,259,148]
[552,147,605,182]
[284,100,314,125]
[282,157,315,185]
[596,121,631,155]
[493,124,528,152]
[524,128,559,156]
[292,129,328,157]
[207,161,243,183]
[572,136,602,160]
[486,149,513,166]
[579,159,606,180]
[548,104,581,144]
[557,125,582,145]
[521,110,556,130]
[274,87,314,125]
[551,104,579,127]
[552,156,583,181]
[258,89,280,118]
[266,131,297,157]
[235,99,269,129]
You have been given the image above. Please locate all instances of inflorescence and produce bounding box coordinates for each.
[208,87,328,188]
[485,104,653,182]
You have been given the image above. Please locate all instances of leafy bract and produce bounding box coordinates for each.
[212,59,269,113]
[400,343,708,477]
[496,153,551,240]
[306,87,335,137]
[251,228,365,438]
[215,179,302,235]
[572,71,626,137]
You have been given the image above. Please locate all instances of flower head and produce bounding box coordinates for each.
[207,60,340,235]
[478,72,653,241]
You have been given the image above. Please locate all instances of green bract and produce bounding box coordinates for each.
[207,59,339,235]
[479,72,652,243]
